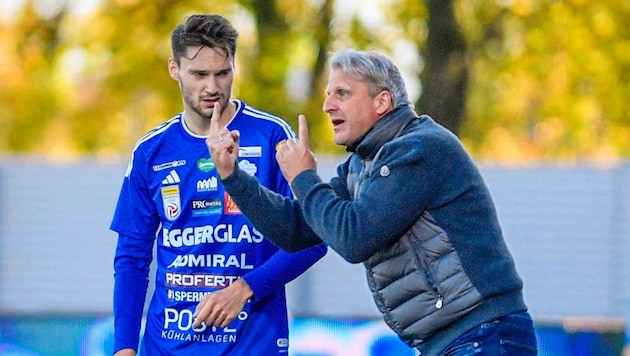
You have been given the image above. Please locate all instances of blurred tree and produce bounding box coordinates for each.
[60,0,338,155]
[457,0,630,161]
[292,0,338,153]
[232,0,338,153]
[419,0,468,136]
[0,0,628,162]
[0,0,68,154]
[70,0,223,155]
[370,0,629,162]
[382,0,468,135]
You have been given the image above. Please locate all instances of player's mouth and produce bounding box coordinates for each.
[201,97,220,107]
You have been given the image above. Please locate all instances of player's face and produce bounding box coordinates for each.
[322,68,384,147]
[171,46,234,121]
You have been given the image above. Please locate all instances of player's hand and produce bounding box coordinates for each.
[114,349,136,356]
[206,102,240,179]
[276,114,317,185]
[192,279,254,329]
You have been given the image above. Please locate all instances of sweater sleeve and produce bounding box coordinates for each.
[290,140,447,263]
[222,156,328,300]
[221,167,324,252]
[112,234,154,353]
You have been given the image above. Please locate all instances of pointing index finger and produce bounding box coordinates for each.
[297,114,309,148]
[209,102,222,135]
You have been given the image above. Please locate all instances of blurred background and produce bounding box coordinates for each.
[0,0,629,355]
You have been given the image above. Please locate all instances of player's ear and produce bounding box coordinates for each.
[168,58,179,80]
[374,90,393,115]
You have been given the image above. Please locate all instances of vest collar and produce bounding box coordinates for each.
[348,106,418,159]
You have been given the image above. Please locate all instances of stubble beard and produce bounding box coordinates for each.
[180,78,222,121]
[184,93,216,121]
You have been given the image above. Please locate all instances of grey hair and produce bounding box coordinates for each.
[329,49,411,108]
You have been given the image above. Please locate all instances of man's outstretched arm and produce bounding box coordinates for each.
[206,104,323,251]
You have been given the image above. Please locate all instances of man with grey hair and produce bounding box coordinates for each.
[206,48,538,355]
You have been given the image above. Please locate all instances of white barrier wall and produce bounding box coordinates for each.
[1,156,629,323]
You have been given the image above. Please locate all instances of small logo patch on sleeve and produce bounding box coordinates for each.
[380,165,390,177]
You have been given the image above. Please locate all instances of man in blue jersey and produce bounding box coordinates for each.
[207,49,538,355]
[110,14,327,356]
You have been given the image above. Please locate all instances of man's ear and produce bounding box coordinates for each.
[374,90,393,115]
[168,58,179,80]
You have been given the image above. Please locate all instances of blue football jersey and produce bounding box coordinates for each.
[111,100,320,355]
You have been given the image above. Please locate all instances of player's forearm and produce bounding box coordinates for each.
[113,235,153,352]
[113,269,148,352]
[242,244,327,300]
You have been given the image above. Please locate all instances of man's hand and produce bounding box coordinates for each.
[276,114,317,185]
[206,102,240,179]
[114,349,136,356]
[192,279,254,329]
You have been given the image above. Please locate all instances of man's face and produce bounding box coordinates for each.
[323,68,385,147]
[169,46,234,121]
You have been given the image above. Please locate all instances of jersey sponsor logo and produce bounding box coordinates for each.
[238,160,258,176]
[197,158,215,172]
[191,198,222,217]
[162,224,265,247]
[166,253,254,269]
[165,272,241,288]
[161,185,181,221]
[223,192,241,215]
[161,329,238,343]
[196,176,218,192]
[238,146,262,157]
[167,289,212,302]
[162,170,181,184]
[153,160,186,172]
[163,307,246,334]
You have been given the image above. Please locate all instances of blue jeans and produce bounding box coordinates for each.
[438,311,538,355]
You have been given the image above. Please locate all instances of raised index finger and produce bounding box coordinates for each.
[209,102,222,136]
[297,114,309,148]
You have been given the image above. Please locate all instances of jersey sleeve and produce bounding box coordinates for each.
[110,147,160,239]
[110,148,159,352]
[242,244,327,300]
[112,233,153,353]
